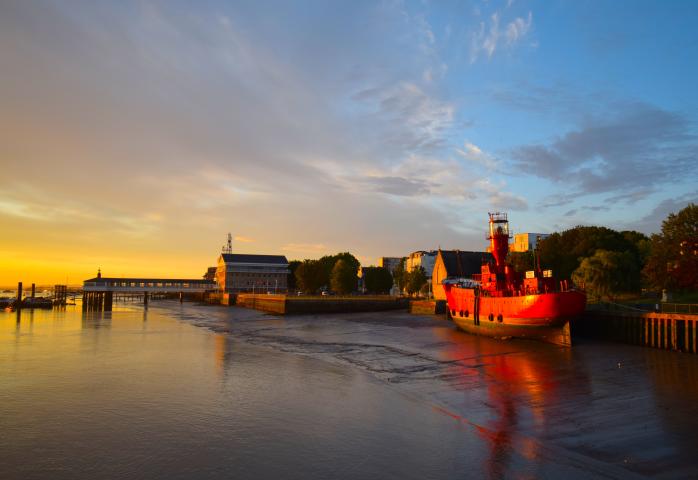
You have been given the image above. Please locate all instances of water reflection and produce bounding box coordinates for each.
[645,348,698,470]
[433,327,588,478]
[81,310,112,329]
[215,333,235,376]
[2,305,497,480]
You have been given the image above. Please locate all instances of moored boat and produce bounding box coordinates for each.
[444,213,586,346]
[20,297,54,309]
[0,297,14,309]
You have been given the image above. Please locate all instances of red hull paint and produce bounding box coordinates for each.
[444,286,586,346]
[445,287,586,327]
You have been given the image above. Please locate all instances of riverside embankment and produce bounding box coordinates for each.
[213,293,409,314]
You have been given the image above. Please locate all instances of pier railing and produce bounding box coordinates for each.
[577,309,698,353]
[659,303,698,315]
[591,301,698,316]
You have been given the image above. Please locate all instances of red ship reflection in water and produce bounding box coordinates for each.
[432,328,577,478]
[444,213,586,346]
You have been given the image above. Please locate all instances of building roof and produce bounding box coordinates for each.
[438,250,491,277]
[83,277,213,283]
[220,253,288,265]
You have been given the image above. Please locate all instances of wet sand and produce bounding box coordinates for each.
[178,303,698,479]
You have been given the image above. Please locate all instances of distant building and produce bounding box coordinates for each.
[203,267,217,281]
[432,249,491,300]
[378,257,403,274]
[216,253,289,293]
[510,233,550,253]
[406,251,438,279]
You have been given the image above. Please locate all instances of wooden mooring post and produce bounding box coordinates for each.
[16,282,22,309]
[575,311,698,353]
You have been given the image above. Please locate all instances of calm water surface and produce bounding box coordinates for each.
[2,302,697,479]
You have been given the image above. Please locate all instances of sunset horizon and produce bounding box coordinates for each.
[2,1,696,286]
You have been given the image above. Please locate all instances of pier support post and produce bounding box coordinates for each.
[179,292,183,303]
[104,292,113,311]
[144,292,149,308]
[31,283,36,298]
[17,282,23,309]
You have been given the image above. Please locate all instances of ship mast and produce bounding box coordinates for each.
[487,212,510,272]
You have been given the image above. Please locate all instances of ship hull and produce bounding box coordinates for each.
[445,288,586,346]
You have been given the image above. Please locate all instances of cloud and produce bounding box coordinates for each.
[475,179,528,211]
[470,10,533,62]
[624,192,698,234]
[455,141,499,170]
[605,188,656,204]
[281,243,327,253]
[352,82,455,156]
[234,236,255,243]
[511,102,698,197]
[348,175,435,196]
[489,80,597,119]
[505,12,532,45]
[0,185,162,238]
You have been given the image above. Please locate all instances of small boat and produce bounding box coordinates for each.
[444,213,586,346]
[20,297,54,309]
[0,297,14,308]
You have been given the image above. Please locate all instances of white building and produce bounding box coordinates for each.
[511,233,550,253]
[405,250,438,279]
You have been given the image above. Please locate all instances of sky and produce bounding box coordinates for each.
[1,0,697,285]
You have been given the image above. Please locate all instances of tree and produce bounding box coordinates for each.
[330,259,357,294]
[507,251,534,273]
[538,226,647,280]
[392,258,406,291]
[363,267,393,294]
[287,260,301,290]
[405,267,427,296]
[643,203,698,291]
[572,249,640,301]
[295,260,324,294]
[317,252,360,289]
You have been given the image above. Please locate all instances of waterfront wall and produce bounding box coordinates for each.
[235,294,408,315]
[574,311,698,354]
[409,300,447,315]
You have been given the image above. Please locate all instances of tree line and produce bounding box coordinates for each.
[285,203,697,300]
[289,252,395,295]
[288,253,424,296]
[510,203,697,301]
[288,252,361,294]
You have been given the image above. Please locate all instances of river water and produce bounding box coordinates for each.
[2,302,697,479]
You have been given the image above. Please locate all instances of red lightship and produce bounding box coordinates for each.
[443,213,586,346]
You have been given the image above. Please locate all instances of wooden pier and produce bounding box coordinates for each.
[82,275,216,311]
[573,310,698,353]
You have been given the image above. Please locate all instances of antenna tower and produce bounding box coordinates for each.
[222,233,233,254]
